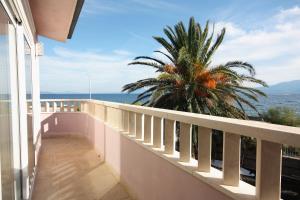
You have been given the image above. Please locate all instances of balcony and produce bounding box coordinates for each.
[34,99,300,200]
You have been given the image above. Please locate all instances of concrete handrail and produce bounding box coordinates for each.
[88,99,300,147]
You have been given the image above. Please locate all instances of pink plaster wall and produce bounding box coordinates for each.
[41,112,88,138]
[41,113,232,200]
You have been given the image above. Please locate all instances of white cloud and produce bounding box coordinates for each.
[40,48,156,93]
[214,22,245,37]
[41,6,300,92]
[83,0,180,15]
[212,6,300,85]
[129,0,179,10]
[113,50,133,56]
[275,6,300,21]
[83,0,126,15]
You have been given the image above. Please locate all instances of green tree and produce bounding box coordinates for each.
[123,17,267,119]
[263,107,300,157]
[263,107,300,127]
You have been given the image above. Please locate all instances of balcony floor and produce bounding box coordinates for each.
[32,134,132,200]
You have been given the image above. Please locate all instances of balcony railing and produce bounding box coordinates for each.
[40,99,300,200]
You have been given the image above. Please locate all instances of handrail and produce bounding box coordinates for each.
[89,99,300,147]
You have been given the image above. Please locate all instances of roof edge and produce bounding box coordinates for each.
[67,0,84,39]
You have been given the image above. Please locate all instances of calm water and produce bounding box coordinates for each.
[41,93,300,115]
[41,93,139,103]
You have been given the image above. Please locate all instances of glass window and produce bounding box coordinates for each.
[24,38,35,184]
[0,4,14,200]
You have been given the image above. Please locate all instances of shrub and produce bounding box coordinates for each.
[263,107,300,157]
[263,107,300,127]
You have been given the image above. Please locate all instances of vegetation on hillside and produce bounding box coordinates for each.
[263,107,300,127]
[263,107,300,157]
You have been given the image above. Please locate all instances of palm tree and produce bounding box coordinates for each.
[123,17,267,119]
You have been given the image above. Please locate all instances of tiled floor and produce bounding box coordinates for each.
[32,135,132,200]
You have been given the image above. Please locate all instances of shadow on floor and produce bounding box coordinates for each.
[32,135,132,200]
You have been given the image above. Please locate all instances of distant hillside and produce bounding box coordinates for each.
[259,80,300,95]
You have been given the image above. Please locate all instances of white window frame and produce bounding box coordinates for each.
[0,1,23,200]
[9,23,22,200]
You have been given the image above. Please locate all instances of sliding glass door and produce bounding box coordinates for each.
[0,4,15,200]
[0,2,25,199]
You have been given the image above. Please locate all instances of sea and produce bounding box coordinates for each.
[41,93,300,116]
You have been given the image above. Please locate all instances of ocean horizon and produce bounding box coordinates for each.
[41,93,300,116]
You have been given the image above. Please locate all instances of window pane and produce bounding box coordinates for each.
[24,38,35,184]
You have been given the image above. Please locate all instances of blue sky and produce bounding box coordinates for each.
[40,0,300,93]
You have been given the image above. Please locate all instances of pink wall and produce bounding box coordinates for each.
[41,112,88,138]
[41,113,232,200]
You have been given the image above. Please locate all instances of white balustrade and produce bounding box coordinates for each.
[179,122,192,162]
[123,110,129,132]
[223,132,241,186]
[153,117,162,148]
[135,113,142,139]
[144,115,152,143]
[60,101,64,112]
[198,127,212,172]
[164,119,176,154]
[40,99,300,200]
[129,111,135,136]
[256,140,282,200]
[53,102,57,112]
[45,102,50,112]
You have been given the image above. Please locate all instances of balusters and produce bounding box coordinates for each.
[53,102,57,112]
[153,117,162,148]
[40,100,89,112]
[144,115,152,143]
[60,101,64,112]
[256,140,282,200]
[129,112,135,136]
[45,102,50,112]
[135,113,142,139]
[70,101,74,112]
[198,127,212,172]
[117,109,123,129]
[74,102,78,112]
[179,122,192,162]
[164,119,175,154]
[223,132,241,186]
[66,102,70,112]
[123,110,129,133]
[80,102,84,112]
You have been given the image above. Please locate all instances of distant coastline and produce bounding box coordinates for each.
[258,80,300,95]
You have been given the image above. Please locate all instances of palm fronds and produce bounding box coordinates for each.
[123,17,267,118]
